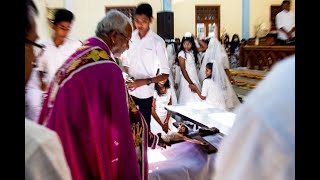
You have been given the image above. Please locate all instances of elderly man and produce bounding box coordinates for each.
[38,10,148,180]
[25,0,72,179]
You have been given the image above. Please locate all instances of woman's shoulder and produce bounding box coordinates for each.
[178,51,185,58]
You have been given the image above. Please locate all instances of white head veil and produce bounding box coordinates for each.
[199,37,240,111]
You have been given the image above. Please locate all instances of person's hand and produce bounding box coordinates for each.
[157,133,167,149]
[162,122,169,133]
[40,82,48,91]
[126,79,147,91]
[174,83,179,90]
[189,83,198,92]
[192,33,198,41]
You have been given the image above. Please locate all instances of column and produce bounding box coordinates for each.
[163,0,171,11]
[242,0,250,39]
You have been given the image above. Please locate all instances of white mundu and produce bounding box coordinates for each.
[213,55,295,180]
[122,29,170,99]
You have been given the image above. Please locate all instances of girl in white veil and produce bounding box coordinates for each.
[165,41,178,105]
[199,37,240,111]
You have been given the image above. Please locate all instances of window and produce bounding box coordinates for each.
[105,6,136,29]
[195,6,220,39]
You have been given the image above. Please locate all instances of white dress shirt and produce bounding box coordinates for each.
[276,10,295,40]
[37,38,82,84]
[123,29,170,99]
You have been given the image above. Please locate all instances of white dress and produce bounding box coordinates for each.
[177,51,202,104]
[201,78,226,110]
[150,89,177,135]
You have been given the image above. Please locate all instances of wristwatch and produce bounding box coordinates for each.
[147,78,152,85]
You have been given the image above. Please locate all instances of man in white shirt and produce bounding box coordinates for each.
[213,55,295,180]
[123,3,170,128]
[25,1,71,179]
[276,0,295,45]
[25,9,81,122]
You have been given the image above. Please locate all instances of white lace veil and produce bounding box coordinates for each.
[199,37,240,111]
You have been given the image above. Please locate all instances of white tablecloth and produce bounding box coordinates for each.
[165,102,236,135]
[148,134,223,180]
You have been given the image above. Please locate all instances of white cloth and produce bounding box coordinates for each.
[276,10,295,40]
[172,64,181,98]
[199,37,240,111]
[37,38,82,83]
[122,29,170,99]
[151,89,177,135]
[199,37,229,83]
[177,51,202,104]
[166,43,176,71]
[25,119,72,180]
[201,78,226,110]
[213,55,295,180]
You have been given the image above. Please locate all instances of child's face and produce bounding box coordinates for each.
[183,40,192,51]
[158,79,167,85]
[205,67,212,77]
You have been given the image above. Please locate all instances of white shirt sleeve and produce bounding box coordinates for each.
[156,41,170,75]
[153,90,158,98]
[178,51,186,60]
[37,54,47,72]
[121,50,130,68]
[195,40,200,48]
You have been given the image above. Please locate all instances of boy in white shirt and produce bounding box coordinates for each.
[25,9,81,122]
[123,3,170,128]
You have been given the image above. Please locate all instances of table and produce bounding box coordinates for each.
[165,102,236,135]
[148,133,223,180]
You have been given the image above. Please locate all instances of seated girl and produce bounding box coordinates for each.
[190,62,227,110]
[150,79,177,135]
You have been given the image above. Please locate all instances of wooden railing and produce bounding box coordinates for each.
[239,44,295,70]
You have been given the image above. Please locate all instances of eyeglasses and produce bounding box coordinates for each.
[57,24,71,31]
[118,31,132,44]
[133,18,150,25]
[25,39,45,59]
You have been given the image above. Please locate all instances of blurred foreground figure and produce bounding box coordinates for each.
[25,0,72,179]
[214,55,295,180]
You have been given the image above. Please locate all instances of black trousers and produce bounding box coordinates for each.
[131,96,153,129]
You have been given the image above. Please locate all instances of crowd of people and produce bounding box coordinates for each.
[25,0,295,180]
